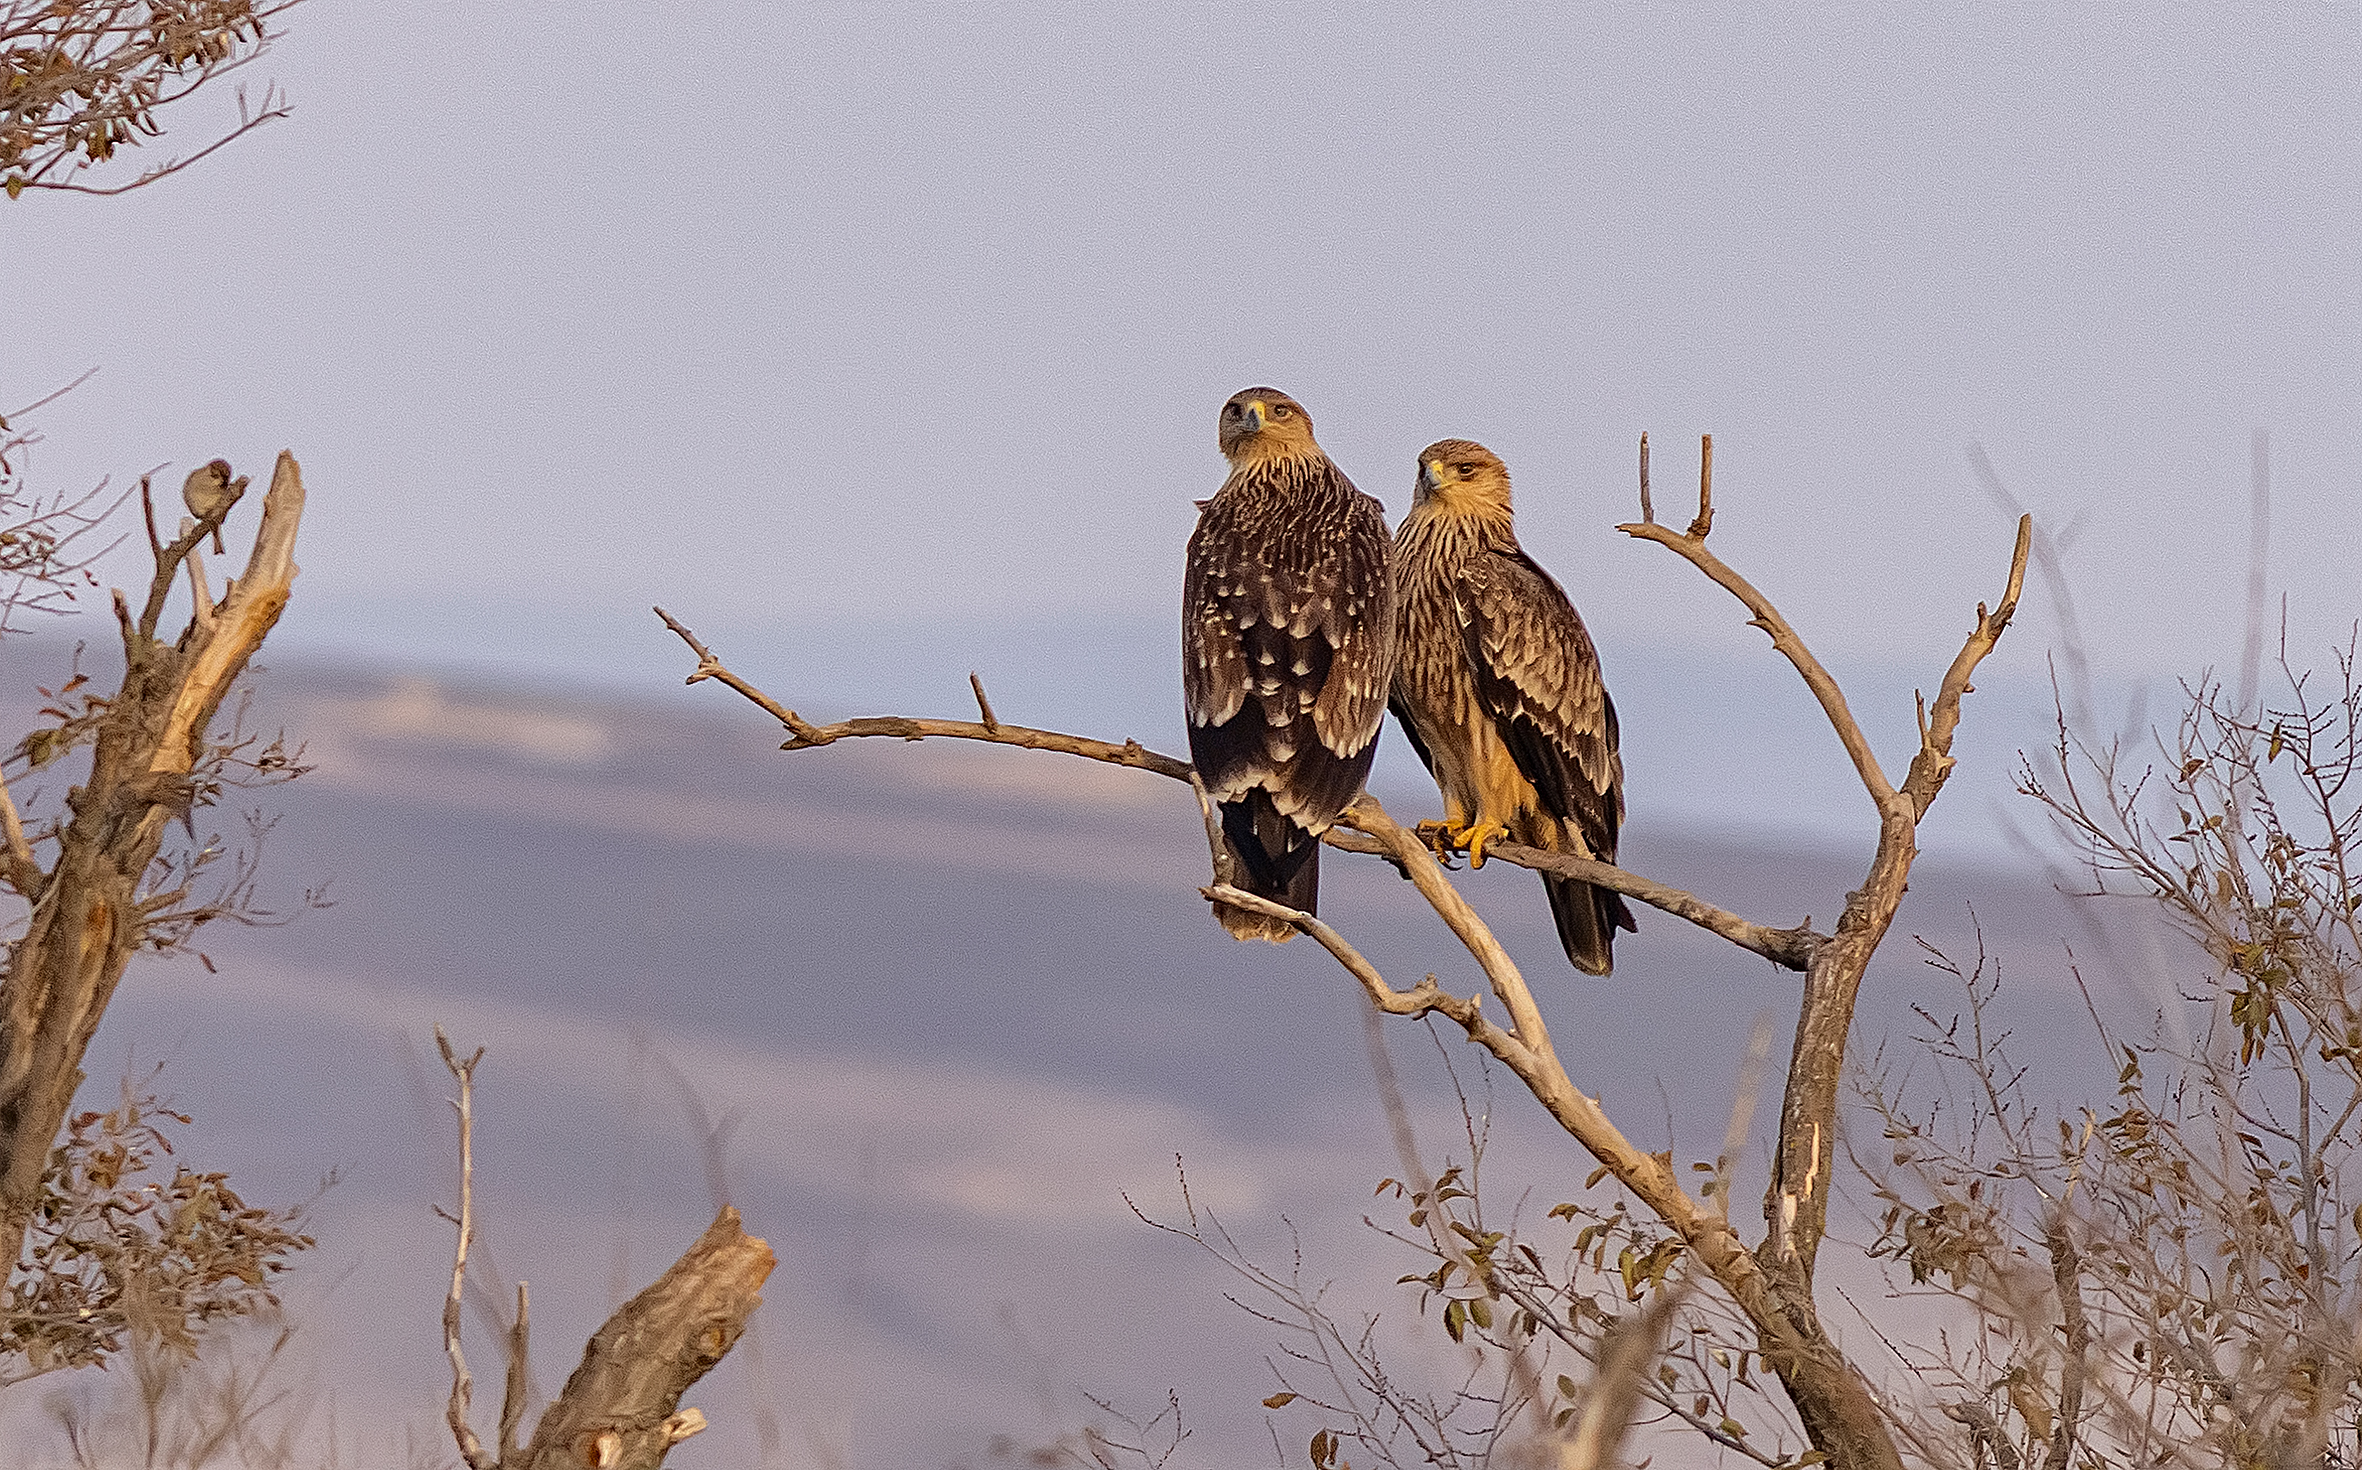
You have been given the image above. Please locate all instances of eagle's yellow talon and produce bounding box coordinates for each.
[1465,823,1508,869]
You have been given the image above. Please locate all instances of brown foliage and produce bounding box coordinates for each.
[1853,649,2362,1469]
[0,1081,314,1386]
[0,0,299,197]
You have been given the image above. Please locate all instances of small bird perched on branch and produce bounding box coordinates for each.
[1390,440,1634,975]
[181,459,246,554]
[1183,388,1395,941]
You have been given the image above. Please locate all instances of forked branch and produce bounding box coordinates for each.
[1207,851,1819,1433]
[1618,440,2031,828]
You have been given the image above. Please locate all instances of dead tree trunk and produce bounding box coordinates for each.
[0,452,306,1272]
[515,1207,774,1470]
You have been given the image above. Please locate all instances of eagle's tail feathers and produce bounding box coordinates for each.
[1542,873,1631,977]
[1215,790,1322,943]
[1520,811,1635,977]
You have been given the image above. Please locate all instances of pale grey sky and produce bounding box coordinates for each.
[1,1,2358,837]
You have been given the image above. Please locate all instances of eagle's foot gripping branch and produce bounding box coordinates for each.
[1414,818,1508,870]
[1412,819,1467,869]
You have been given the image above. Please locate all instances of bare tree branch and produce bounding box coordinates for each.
[1619,496,1902,820]
[435,1027,496,1470]
[1480,836,1824,970]
[649,608,1805,965]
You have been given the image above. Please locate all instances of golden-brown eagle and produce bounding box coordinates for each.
[1183,388,1395,942]
[1390,439,1634,974]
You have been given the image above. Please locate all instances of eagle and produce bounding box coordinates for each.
[1389,439,1634,974]
[1183,388,1395,942]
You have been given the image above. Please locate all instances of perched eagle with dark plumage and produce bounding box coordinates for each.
[1183,388,1395,942]
[1390,439,1635,975]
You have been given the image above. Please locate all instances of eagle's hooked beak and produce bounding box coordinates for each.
[1241,401,1268,434]
[1418,459,1444,493]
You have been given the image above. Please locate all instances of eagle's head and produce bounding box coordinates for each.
[1414,439,1512,514]
[1219,387,1319,466]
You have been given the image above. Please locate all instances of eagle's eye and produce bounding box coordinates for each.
[1455,462,1479,477]
[1272,405,1292,419]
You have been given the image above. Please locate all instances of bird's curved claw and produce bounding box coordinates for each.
[1414,820,1466,869]
[1464,823,1509,870]
[1414,818,1508,869]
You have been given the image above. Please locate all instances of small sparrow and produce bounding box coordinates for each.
[181,459,247,554]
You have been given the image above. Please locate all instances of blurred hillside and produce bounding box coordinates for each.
[0,653,2174,1467]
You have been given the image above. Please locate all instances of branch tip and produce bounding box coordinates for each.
[1686,433,1715,540]
[1638,431,1655,524]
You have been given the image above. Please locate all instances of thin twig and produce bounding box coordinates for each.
[138,475,163,568]
[2,368,100,422]
[435,1027,496,1470]
[968,672,999,732]
[1900,514,2032,818]
[651,605,826,742]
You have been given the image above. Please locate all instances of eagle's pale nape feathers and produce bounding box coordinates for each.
[1390,439,1634,975]
[1182,388,1395,942]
